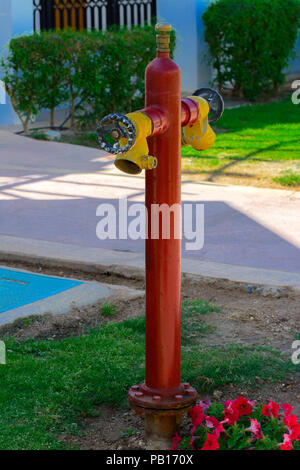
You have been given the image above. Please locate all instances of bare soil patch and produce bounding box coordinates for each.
[182,160,300,190]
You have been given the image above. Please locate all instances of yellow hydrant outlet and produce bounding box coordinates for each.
[182,96,216,151]
[114,111,156,175]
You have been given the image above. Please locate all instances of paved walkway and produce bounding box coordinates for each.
[1,130,300,288]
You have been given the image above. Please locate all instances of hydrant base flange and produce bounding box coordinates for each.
[128,382,198,412]
[129,383,198,449]
[129,401,195,417]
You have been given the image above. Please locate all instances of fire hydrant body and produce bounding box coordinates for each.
[97,24,224,448]
[145,45,182,392]
[143,43,192,447]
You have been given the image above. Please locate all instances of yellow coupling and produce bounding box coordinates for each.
[182,96,216,151]
[114,112,157,175]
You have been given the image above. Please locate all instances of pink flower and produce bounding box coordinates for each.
[284,414,300,441]
[199,398,211,411]
[223,397,254,423]
[291,425,300,441]
[284,414,298,428]
[248,400,256,407]
[222,398,252,425]
[280,434,292,450]
[223,405,240,425]
[234,396,253,416]
[201,433,219,451]
[189,405,205,428]
[224,399,234,408]
[282,403,293,417]
[205,416,224,438]
[170,432,182,450]
[245,418,263,440]
[261,400,280,419]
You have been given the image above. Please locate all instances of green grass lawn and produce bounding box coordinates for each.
[182,98,300,187]
[0,301,298,450]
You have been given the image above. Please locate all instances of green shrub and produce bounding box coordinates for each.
[1,34,48,133]
[1,31,85,132]
[73,26,175,129]
[1,27,176,132]
[203,0,300,100]
[34,31,70,128]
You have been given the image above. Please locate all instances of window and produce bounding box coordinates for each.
[33,0,157,32]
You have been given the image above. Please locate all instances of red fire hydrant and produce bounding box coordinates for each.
[97,24,223,448]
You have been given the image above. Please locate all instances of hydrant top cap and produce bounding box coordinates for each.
[155,24,172,54]
[155,24,172,33]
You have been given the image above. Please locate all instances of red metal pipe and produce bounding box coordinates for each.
[142,98,199,137]
[181,98,200,127]
[142,106,169,137]
[144,50,182,392]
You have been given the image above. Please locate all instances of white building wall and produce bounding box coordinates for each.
[0,0,33,125]
[289,34,300,74]
[0,0,14,125]
[12,0,34,37]
[157,0,212,94]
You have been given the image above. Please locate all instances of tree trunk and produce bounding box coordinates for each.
[10,95,28,134]
[232,81,242,98]
[23,121,29,135]
[50,108,55,128]
[23,114,31,135]
[70,97,75,129]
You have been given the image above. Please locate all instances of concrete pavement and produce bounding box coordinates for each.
[0,130,300,288]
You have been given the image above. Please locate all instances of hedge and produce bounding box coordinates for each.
[0,27,176,133]
[203,0,300,100]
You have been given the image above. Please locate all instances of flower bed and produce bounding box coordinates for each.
[172,397,300,451]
